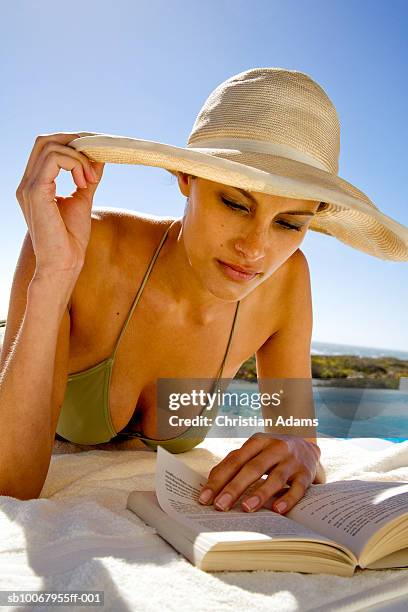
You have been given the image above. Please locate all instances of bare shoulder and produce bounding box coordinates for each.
[111,208,175,248]
[283,248,311,295]
[255,248,313,378]
[278,248,312,324]
[87,206,170,248]
[289,247,310,274]
[277,247,309,279]
[69,207,174,310]
[257,248,311,333]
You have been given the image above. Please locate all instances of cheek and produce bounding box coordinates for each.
[272,230,307,258]
[262,237,306,275]
[183,226,215,272]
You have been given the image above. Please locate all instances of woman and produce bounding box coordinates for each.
[1,68,407,510]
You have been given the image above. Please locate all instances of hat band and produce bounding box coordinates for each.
[186,137,330,173]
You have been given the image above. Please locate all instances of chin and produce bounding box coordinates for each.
[195,259,257,302]
[213,289,241,302]
[209,278,256,302]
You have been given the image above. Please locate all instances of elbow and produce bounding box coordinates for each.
[0,472,44,500]
[0,486,42,500]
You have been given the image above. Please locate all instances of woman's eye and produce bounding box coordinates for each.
[221,197,303,232]
[221,197,248,212]
[276,220,303,232]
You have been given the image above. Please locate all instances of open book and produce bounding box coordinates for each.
[126,446,408,576]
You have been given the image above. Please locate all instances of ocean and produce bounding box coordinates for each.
[311,340,408,360]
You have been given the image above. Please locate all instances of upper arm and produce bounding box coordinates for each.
[0,208,117,433]
[255,250,316,434]
[255,249,313,379]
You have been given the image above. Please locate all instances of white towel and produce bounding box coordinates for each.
[1,437,408,612]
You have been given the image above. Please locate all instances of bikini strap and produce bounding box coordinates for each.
[213,299,240,389]
[110,219,177,361]
[116,298,241,441]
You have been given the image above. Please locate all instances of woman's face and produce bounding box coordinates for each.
[178,173,320,301]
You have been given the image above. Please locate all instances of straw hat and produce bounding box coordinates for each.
[68,67,408,261]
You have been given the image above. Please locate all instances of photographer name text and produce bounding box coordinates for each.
[168,415,319,427]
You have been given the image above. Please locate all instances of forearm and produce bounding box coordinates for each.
[0,274,75,498]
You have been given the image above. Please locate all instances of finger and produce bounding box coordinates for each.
[30,142,99,186]
[200,439,291,511]
[198,437,270,505]
[88,161,105,183]
[213,449,291,511]
[25,152,94,232]
[240,461,296,512]
[34,151,89,192]
[270,473,311,515]
[19,133,85,186]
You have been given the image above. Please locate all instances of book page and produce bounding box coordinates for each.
[155,447,337,546]
[286,480,408,558]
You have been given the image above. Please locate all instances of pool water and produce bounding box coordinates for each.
[213,380,408,442]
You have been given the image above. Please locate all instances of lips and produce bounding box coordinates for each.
[218,260,260,274]
[216,259,260,282]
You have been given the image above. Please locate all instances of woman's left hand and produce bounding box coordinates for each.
[198,433,324,514]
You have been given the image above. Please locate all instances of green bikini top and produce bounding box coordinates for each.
[56,220,240,453]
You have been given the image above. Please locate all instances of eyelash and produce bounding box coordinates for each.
[221,197,303,232]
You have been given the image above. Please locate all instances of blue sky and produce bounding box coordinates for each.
[1,0,407,352]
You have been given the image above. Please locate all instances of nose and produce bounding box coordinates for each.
[234,225,268,262]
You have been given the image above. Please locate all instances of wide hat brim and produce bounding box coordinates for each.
[68,134,408,262]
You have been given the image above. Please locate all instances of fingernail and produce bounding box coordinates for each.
[198,488,213,504]
[275,501,287,513]
[214,492,233,511]
[242,495,260,511]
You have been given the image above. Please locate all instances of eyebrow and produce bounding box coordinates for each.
[230,186,316,216]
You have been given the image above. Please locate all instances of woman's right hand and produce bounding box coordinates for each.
[16,132,105,280]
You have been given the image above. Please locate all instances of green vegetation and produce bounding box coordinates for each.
[236,355,408,389]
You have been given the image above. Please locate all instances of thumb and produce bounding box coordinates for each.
[90,161,105,182]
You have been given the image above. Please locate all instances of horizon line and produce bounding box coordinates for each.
[312,339,408,354]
